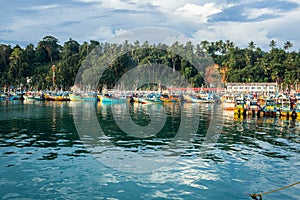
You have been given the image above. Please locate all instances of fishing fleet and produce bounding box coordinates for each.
[2,85,300,120]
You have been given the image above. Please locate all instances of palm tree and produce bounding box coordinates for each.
[283,41,293,52]
[224,40,235,52]
[247,41,256,51]
[9,47,23,84]
[269,40,277,50]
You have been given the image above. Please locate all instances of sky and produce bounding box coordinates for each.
[1,0,300,51]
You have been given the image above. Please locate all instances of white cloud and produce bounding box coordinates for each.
[1,0,300,52]
[147,0,187,13]
[193,22,269,48]
[21,4,62,11]
[243,7,280,20]
[90,26,114,40]
[73,0,101,2]
[108,27,189,45]
[175,3,222,23]
[192,4,300,50]
[95,0,137,10]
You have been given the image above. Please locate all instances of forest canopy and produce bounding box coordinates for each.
[0,36,299,91]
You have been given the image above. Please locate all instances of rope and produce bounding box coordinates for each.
[250,181,300,200]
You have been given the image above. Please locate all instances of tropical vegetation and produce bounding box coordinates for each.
[0,36,299,91]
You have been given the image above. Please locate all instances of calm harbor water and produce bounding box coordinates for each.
[0,100,299,199]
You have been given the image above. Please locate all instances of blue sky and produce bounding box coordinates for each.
[1,0,300,50]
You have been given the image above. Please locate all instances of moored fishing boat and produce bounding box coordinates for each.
[69,92,98,101]
[279,98,291,117]
[160,94,180,102]
[9,92,24,101]
[234,98,246,115]
[183,94,199,103]
[138,93,162,104]
[33,92,45,101]
[247,99,259,115]
[23,92,35,101]
[262,99,277,117]
[221,94,235,110]
[54,94,70,101]
[197,93,215,103]
[43,93,55,101]
[285,95,300,119]
[288,103,300,119]
[99,93,128,103]
[0,92,6,100]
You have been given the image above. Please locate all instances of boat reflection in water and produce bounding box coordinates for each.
[1,100,299,199]
[231,111,300,134]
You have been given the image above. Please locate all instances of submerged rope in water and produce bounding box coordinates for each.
[250,181,300,200]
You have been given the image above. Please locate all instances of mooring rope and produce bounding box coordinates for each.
[250,181,300,200]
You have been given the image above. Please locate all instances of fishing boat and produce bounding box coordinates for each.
[234,98,246,115]
[99,93,128,103]
[33,92,45,101]
[43,93,55,101]
[286,95,300,119]
[247,99,259,115]
[279,98,291,117]
[262,99,277,117]
[54,95,70,101]
[221,94,235,110]
[160,94,180,102]
[0,92,6,100]
[69,92,98,101]
[197,93,215,103]
[42,92,70,101]
[289,103,300,119]
[23,92,35,101]
[138,93,162,104]
[8,91,24,101]
[183,94,199,103]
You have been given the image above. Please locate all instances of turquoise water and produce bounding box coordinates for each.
[0,101,299,199]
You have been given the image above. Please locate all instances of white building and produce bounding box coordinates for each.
[225,82,277,94]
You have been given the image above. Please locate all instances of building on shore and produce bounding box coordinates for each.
[225,82,277,94]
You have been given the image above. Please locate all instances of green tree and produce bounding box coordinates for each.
[283,41,293,52]
[38,36,61,64]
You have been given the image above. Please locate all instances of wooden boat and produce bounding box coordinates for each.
[234,98,246,115]
[69,93,98,101]
[198,98,215,103]
[34,93,45,101]
[54,95,70,101]
[183,94,199,103]
[221,94,235,110]
[160,94,180,102]
[0,92,7,100]
[247,99,259,115]
[43,93,55,101]
[138,93,162,104]
[279,98,291,117]
[9,92,24,101]
[99,94,128,103]
[262,99,277,117]
[23,92,35,101]
[197,93,215,103]
[289,103,300,119]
